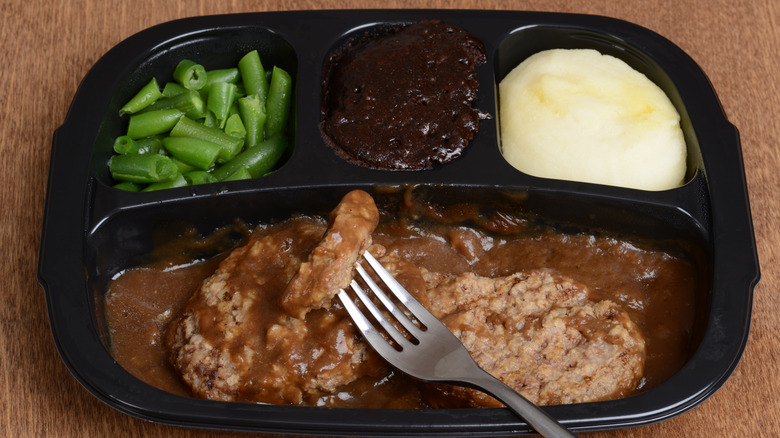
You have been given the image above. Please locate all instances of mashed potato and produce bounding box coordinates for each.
[499,49,687,191]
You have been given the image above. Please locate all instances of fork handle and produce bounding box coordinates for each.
[464,369,579,438]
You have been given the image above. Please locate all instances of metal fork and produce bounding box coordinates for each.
[337,252,578,437]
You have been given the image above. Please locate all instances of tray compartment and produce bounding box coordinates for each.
[88,25,298,190]
[494,25,704,186]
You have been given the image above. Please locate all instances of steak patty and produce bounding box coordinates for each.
[420,266,646,406]
[167,190,646,406]
[166,190,384,404]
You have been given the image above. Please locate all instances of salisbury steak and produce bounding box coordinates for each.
[166,190,384,404]
[281,189,379,319]
[167,190,646,406]
[419,266,646,406]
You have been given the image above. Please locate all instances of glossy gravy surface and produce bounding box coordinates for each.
[105,207,700,408]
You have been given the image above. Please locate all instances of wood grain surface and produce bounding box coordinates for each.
[2,0,777,436]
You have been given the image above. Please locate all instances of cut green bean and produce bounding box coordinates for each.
[211,134,286,181]
[228,101,240,118]
[141,90,206,119]
[183,170,219,185]
[169,116,244,162]
[141,173,187,192]
[238,50,268,104]
[135,137,162,154]
[162,137,221,170]
[162,82,188,97]
[126,109,183,139]
[222,166,252,181]
[170,157,198,174]
[113,136,136,154]
[207,82,238,124]
[173,59,207,90]
[113,136,161,155]
[264,66,292,139]
[238,94,266,147]
[206,68,240,86]
[235,83,246,98]
[202,110,219,128]
[109,154,179,183]
[120,78,162,114]
[224,113,246,138]
[113,181,143,192]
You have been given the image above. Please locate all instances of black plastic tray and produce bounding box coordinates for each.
[38,9,759,435]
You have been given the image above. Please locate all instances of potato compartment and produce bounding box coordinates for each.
[494,25,704,188]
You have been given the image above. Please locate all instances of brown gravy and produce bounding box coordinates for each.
[320,20,488,170]
[105,199,700,408]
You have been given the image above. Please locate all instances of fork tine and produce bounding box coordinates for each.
[337,289,408,359]
[344,279,414,348]
[354,262,426,340]
[362,252,439,327]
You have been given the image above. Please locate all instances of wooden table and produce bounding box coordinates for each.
[2,0,777,436]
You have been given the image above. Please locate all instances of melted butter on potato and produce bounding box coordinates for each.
[499,49,687,191]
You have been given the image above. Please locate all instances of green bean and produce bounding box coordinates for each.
[113,136,162,155]
[120,78,162,114]
[224,113,246,138]
[211,134,286,181]
[228,101,240,118]
[126,109,183,139]
[170,157,197,174]
[109,154,179,183]
[162,137,221,170]
[113,136,136,154]
[113,182,143,192]
[207,82,238,124]
[183,170,219,185]
[202,110,219,128]
[264,66,292,139]
[169,116,244,162]
[141,90,206,119]
[238,94,266,147]
[235,83,246,98]
[173,60,207,90]
[238,50,268,104]
[206,68,240,86]
[141,173,187,192]
[222,166,252,181]
[162,82,188,97]
[135,137,162,154]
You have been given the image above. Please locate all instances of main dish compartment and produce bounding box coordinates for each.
[97,185,711,410]
[36,9,759,436]
[86,183,711,404]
